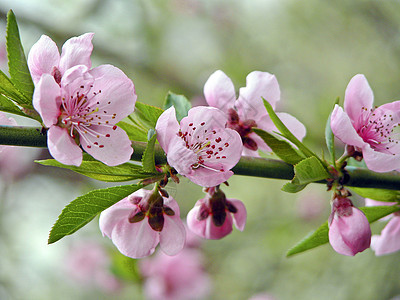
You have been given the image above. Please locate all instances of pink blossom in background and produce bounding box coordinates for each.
[248,293,278,300]
[328,196,371,256]
[64,241,121,293]
[0,113,40,181]
[28,33,94,85]
[204,70,306,156]
[365,198,400,256]
[330,74,400,172]
[156,106,242,187]
[140,248,211,300]
[99,189,186,259]
[187,187,246,239]
[29,34,136,166]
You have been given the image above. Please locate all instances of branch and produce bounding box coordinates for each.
[1,126,399,190]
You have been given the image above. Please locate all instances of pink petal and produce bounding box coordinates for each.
[33,74,61,127]
[186,168,234,188]
[329,207,371,256]
[80,125,133,166]
[159,215,186,256]
[203,70,236,112]
[59,33,94,74]
[99,196,137,238]
[236,71,280,121]
[155,106,180,154]
[166,135,198,176]
[371,217,400,256]
[229,199,247,231]
[330,105,366,148]
[61,65,91,88]
[47,126,82,166]
[87,64,136,123]
[180,106,228,131]
[27,35,60,84]
[275,112,307,141]
[362,146,400,172]
[344,74,374,124]
[110,218,159,259]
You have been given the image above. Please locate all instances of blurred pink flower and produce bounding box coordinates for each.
[99,189,186,259]
[365,198,400,256]
[65,241,121,293]
[187,187,246,239]
[0,113,39,181]
[140,248,211,300]
[331,74,400,172]
[328,196,371,256]
[204,70,306,156]
[156,106,242,187]
[248,293,278,300]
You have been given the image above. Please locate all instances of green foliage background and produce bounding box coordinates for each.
[0,0,399,299]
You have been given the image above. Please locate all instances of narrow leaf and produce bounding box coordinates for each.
[134,101,164,129]
[263,99,316,159]
[0,94,26,117]
[48,184,143,244]
[6,10,34,101]
[141,130,157,172]
[37,159,159,182]
[292,156,330,185]
[164,91,191,122]
[286,205,400,256]
[351,187,400,202]
[0,70,30,105]
[118,120,148,142]
[253,128,304,165]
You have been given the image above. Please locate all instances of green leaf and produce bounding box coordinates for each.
[164,91,191,122]
[119,101,164,142]
[0,70,30,105]
[110,252,142,281]
[253,128,304,165]
[141,129,157,172]
[48,184,143,244]
[286,205,400,256]
[351,187,400,202]
[0,94,27,117]
[325,97,339,165]
[292,156,330,185]
[263,99,316,159]
[37,159,159,182]
[6,10,34,102]
[281,181,308,193]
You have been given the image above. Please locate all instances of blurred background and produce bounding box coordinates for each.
[0,0,399,299]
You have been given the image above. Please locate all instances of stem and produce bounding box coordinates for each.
[1,126,400,190]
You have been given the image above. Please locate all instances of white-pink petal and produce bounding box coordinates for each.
[330,105,366,148]
[47,126,82,166]
[371,217,400,256]
[203,70,236,113]
[59,33,94,74]
[344,74,374,124]
[159,215,186,256]
[80,125,133,166]
[155,106,180,154]
[28,35,60,84]
[229,199,247,231]
[32,74,61,127]
[362,146,400,172]
[236,71,280,121]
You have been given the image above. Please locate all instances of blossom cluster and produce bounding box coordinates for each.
[24,33,400,264]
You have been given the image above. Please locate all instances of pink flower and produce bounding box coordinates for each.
[0,113,40,181]
[328,196,371,256]
[330,74,400,172]
[30,35,136,166]
[64,241,121,293]
[365,198,400,256]
[28,33,94,85]
[99,189,186,259]
[204,70,306,156]
[187,187,247,239]
[155,106,242,187]
[140,248,211,300]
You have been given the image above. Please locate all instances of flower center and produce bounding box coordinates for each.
[177,121,230,173]
[357,106,399,155]
[227,108,258,150]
